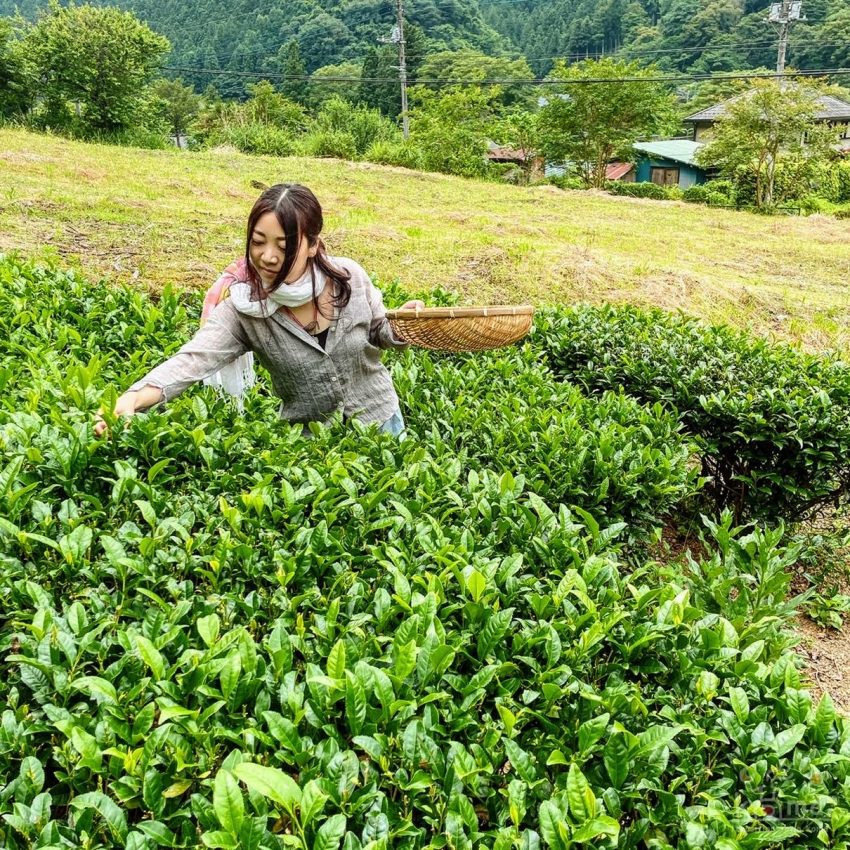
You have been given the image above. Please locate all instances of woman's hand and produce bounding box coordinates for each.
[94,392,139,438]
[94,385,163,437]
[401,300,426,310]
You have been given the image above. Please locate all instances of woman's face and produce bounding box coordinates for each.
[249,211,317,286]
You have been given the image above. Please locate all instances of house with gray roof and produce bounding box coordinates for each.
[684,92,850,150]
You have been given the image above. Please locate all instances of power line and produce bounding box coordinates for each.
[163,35,840,80]
[198,38,785,72]
[524,41,782,62]
[162,65,850,86]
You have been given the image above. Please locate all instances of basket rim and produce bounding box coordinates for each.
[385,305,535,320]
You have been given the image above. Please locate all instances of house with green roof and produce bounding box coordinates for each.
[631,140,709,189]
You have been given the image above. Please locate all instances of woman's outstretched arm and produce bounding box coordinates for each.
[95,299,249,435]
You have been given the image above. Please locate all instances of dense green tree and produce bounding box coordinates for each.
[359,46,401,117]
[25,2,169,133]
[279,39,308,104]
[493,109,541,183]
[407,85,501,177]
[795,9,850,70]
[308,61,362,109]
[416,50,536,108]
[403,21,428,83]
[0,17,35,117]
[310,95,398,156]
[243,80,308,132]
[697,81,839,207]
[3,0,840,101]
[150,77,200,146]
[539,57,678,188]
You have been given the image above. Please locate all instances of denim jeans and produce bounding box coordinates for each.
[378,409,407,440]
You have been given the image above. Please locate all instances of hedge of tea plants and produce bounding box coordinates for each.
[1,256,849,850]
[536,305,850,524]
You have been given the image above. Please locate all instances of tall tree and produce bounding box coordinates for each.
[0,17,35,117]
[26,1,170,133]
[279,39,308,105]
[416,50,536,108]
[309,61,363,109]
[697,80,839,207]
[150,77,200,148]
[539,57,678,188]
[359,46,401,117]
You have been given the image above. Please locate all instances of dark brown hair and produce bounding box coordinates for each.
[244,183,351,331]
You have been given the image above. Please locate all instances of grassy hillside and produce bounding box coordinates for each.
[2,127,850,351]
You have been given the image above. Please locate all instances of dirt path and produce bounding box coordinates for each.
[795,615,850,715]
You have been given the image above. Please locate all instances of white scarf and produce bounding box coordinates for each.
[229,264,327,316]
[202,264,327,410]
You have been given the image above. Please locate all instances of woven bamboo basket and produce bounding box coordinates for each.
[385,305,535,352]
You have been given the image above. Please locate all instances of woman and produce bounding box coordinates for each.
[95,183,423,438]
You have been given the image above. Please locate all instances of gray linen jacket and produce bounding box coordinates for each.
[127,256,410,425]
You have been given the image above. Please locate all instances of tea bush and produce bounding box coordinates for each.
[393,350,696,536]
[2,256,849,850]
[537,304,850,523]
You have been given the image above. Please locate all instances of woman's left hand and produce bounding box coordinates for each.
[401,300,425,310]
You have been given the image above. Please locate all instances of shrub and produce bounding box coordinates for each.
[300,129,359,160]
[547,174,586,190]
[683,181,735,207]
[536,304,850,523]
[393,346,697,536]
[416,126,491,178]
[838,161,850,203]
[206,123,297,157]
[364,139,423,170]
[605,181,677,200]
[312,96,398,157]
[798,194,837,216]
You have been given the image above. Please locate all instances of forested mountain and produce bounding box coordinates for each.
[483,0,850,75]
[0,0,509,83]
[2,0,847,95]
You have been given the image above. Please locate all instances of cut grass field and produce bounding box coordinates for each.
[2,127,850,351]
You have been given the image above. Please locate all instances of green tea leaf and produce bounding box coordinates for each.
[214,769,244,835]
[571,816,620,844]
[232,763,301,813]
[134,635,166,681]
[198,614,220,648]
[314,813,347,850]
[729,686,749,723]
[327,639,346,680]
[504,738,537,783]
[774,724,806,757]
[567,763,595,823]
[71,791,128,841]
[394,640,417,681]
[345,670,367,735]
[603,733,630,791]
[72,676,117,704]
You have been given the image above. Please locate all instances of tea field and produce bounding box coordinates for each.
[3,252,850,850]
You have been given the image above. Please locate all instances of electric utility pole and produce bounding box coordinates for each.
[380,0,409,139]
[769,0,805,76]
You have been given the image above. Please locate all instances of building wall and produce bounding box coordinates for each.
[635,157,706,188]
[693,122,713,142]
